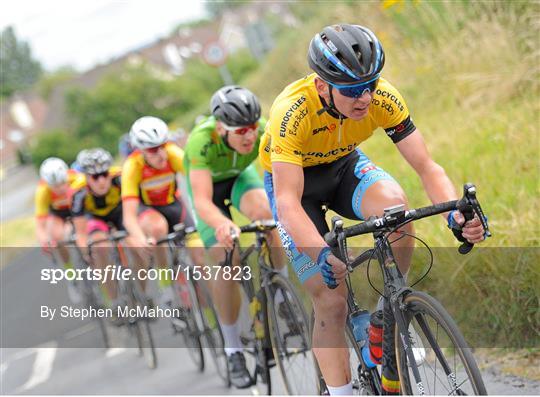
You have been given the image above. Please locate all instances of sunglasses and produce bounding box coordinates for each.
[143,144,166,154]
[222,122,258,136]
[89,171,109,180]
[328,74,380,98]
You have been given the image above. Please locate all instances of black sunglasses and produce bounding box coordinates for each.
[89,171,109,180]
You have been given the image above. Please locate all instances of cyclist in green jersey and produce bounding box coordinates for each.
[184,86,286,389]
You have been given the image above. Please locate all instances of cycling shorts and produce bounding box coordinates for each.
[264,148,396,283]
[138,199,196,233]
[86,205,125,234]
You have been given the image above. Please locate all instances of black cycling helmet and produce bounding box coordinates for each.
[77,148,113,175]
[308,24,385,85]
[210,86,261,126]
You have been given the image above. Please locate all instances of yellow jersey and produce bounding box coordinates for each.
[34,169,85,217]
[259,73,416,172]
[121,143,185,206]
[70,166,122,218]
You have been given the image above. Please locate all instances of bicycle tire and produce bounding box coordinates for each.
[130,281,158,369]
[174,272,205,372]
[267,274,319,395]
[395,291,486,395]
[86,281,110,349]
[191,278,230,386]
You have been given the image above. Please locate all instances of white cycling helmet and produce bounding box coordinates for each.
[39,157,68,186]
[129,116,169,150]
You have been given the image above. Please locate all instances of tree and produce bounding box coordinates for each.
[0,26,42,98]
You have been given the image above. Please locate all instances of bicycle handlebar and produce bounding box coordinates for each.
[325,183,491,255]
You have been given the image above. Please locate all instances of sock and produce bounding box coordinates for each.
[278,264,289,278]
[327,382,353,396]
[221,320,242,356]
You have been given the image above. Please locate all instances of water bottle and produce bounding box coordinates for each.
[349,309,377,368]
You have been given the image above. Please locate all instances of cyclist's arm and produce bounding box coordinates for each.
[189,169,231,229]
[34,186,50,245]
[396,129,458,211]
[122,198,147,244]
[35,217,49,246]
[272,162,326,261]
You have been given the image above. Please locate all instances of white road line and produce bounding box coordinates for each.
[16,343,57,392]
[105,347,126,358]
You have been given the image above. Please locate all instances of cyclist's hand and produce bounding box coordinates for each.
[448,211,486,244]
[458,212,486,244]
[216,220,240,249]
[319,248,347,289]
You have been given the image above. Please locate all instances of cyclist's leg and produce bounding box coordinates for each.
[333,148,414,275]
[87,217,117,301]
[264,171,351,392]
[232,164,286,272]
[137,205,169,290]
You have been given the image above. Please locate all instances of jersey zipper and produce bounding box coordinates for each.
[338,114,344,144]
[233,151,237,168]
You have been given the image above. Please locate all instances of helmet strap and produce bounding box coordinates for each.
[317,86,347,120]
[222,130,236,152]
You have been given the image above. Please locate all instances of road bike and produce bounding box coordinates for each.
[88,229,157,369]
[316,183,490,395]
[224,219,319,395]
[156,224,230,386]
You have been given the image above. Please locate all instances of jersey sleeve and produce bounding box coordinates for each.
[266,96,308,167]
[34,184,50,218]
[121,155,142,200]
[71,188,87,217]
[166,143,185,173]
[184,132,212,171]
[374,79,416,143]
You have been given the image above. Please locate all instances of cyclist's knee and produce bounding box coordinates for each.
[362,181,409,217]
[140,212,168,238]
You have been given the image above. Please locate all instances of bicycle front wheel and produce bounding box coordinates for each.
[395,291,486,395]
[268,274,319,395]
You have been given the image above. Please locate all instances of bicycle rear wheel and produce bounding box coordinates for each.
[395,291,486,395]
[267,274,319,395]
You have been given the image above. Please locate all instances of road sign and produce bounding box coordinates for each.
[202,41,227,67]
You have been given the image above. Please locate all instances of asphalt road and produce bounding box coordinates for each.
[1,248,539,395]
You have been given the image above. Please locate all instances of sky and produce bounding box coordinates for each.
[0,0,206,72]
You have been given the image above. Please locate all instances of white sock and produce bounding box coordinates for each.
[278,264,289,278]
[221,321,242,356]
[327,382,353,396]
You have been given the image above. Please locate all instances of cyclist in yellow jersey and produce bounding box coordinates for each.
[260,24,487,395]
[122,116,204,304]
[35,157,85,302]
[71,148,126,306]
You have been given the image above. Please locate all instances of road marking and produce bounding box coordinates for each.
[105,347,126,358]
[16,342,57,392]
